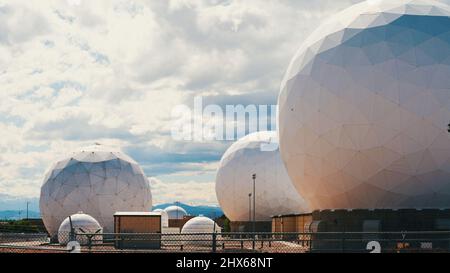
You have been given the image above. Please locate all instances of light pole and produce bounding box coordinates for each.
[248,193,252,224]
[252,174,256,250]
[252,174,256,233]
[26,201,29,220]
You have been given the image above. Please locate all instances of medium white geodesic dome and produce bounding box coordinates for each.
[153,209,169,228]
[215,131,309,222]
[58,212,103,245]
[181,216,221,246]
[40,145,152,237]
[278,0,450,210]
[164,206,187,220]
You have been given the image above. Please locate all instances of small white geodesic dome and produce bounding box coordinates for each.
[165,206,187,220]
[182,216,221,233]
[215,131,309,222]
[181,216,221,246]
[40,145,152,237]
[278,0,450,210]
[57,212,103,245]
[153,209,169,228]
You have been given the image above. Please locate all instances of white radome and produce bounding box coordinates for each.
[215,131,309,222]
[279,0,450,210]
[153,209,169,228]
[40,145,153,237]
[164,206,188,220]
[181,216,221,246]
[57,212,103,245]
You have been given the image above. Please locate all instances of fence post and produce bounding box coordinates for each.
[212,232,217,253]
[69,230,75,243]
[252,234,256,250]
[88,236,92,251]
[342,232,346,253]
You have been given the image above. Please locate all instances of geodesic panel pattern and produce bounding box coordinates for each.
[40,146,152,236]
[215,131,309,222]
[278,0,450,210]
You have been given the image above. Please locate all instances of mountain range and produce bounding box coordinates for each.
[0,210,41,220]
[153,203,224,219]
[0,193,223,220]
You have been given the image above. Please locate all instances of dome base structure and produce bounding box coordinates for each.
[229,221,272,233]
[273,209,450,252]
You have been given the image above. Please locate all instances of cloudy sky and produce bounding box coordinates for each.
[0,0,413,206]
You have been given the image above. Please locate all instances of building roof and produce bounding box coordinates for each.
[114,212,161,217]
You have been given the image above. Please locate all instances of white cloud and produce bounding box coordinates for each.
[151,177,218,206]
[0,0,396,205]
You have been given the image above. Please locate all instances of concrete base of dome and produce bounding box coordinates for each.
[310,209,450,232]
[273,209,450,252]
[230,221,272,233]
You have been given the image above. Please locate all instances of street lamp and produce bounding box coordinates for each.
[252,174,256,233]
[252,174,256,250]
[248,193,252,224]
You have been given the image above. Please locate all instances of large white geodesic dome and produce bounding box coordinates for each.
[215,131,309,222]
[40,145,152,236]
[58,212,103,245]
[164,206,187,220]
[278,0,450,210]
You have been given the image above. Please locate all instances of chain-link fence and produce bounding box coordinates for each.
[2,231,450,253]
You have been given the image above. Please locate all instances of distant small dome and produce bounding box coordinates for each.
[57,212,103,245]
[164,206,187,220]
[153,209,169,228]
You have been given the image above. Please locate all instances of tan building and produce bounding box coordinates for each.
[168,215,195,229]
[114,212,162,249]
[272,214,313,233]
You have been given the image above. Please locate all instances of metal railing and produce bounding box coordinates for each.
[2,231,450,253]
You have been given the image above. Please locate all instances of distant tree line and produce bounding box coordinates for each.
[0,220,47,233]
